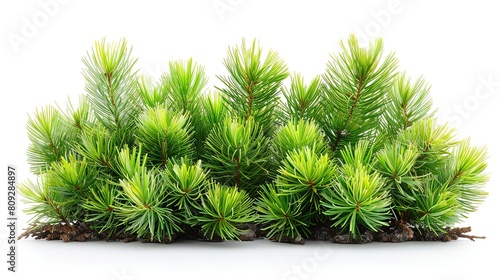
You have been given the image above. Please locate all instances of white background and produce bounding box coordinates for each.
[1,0,499,279]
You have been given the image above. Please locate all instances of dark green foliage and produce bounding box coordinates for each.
[19,36,490,243]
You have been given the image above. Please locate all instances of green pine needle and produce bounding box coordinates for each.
[82,38,140,144]
[382,72,434,136]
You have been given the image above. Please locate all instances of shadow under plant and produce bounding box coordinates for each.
[18,35,488,244]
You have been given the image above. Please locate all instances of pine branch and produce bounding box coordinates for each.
[273,119,330,164]
[277,145,336,212]
[381,72,434,137]
[217,39,288,134]
[321,35,398,155]
[137,75,166,108]
[160,59,208,156]
[445,139,489,215]
[116,167,182,241]
[19,177,72,225]
[26,105,77,174]
[82,38,141,144]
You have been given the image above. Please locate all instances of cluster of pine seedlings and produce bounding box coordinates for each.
[19,35,489,244]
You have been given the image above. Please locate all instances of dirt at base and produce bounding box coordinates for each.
[18,221,485,244]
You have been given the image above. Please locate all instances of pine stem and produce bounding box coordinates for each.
[244,74,257,121]
[104,71,121,130]
[402,102,410,129]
